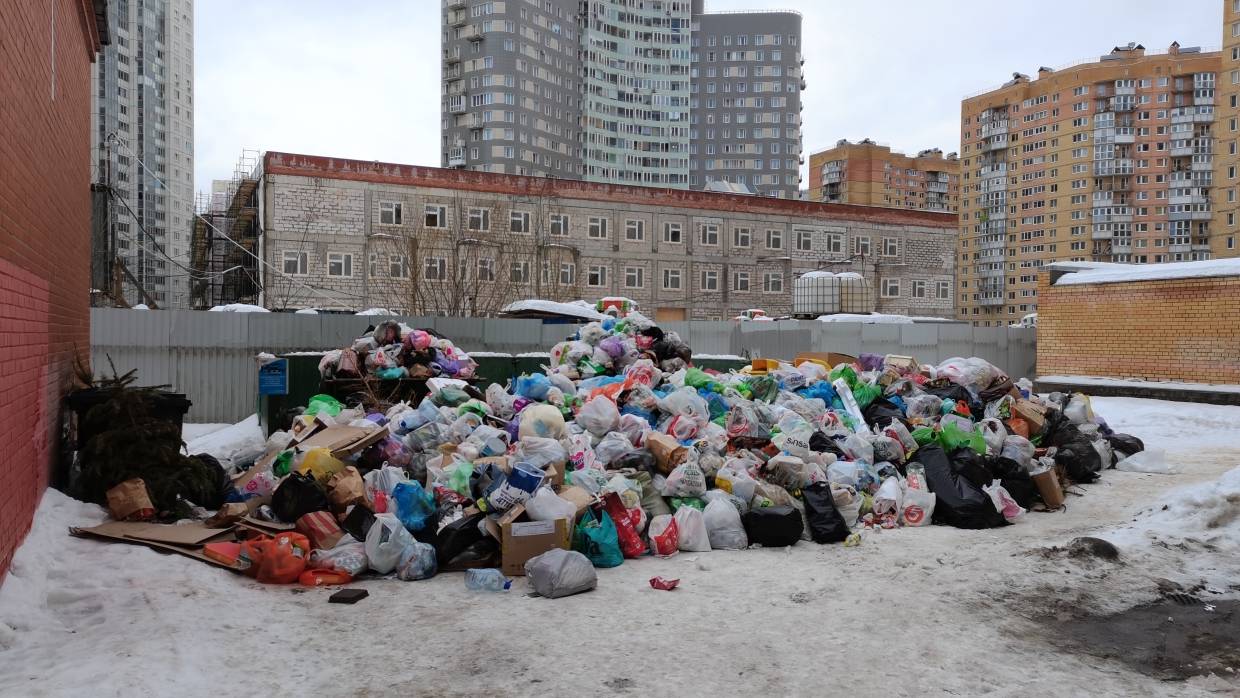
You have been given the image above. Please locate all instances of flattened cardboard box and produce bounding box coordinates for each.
[296,424,389,459]
[70,521,241,571]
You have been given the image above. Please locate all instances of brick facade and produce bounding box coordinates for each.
[0,0,102,579]
[1037,271,1240,384]
[259,152,957,320]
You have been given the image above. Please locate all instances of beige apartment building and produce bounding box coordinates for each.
[959,42,1222,326]
[807,140,960,213]
[1217,0,1240,255]
[253,152,957,321]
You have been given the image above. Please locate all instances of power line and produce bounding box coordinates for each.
[108,134,363,309]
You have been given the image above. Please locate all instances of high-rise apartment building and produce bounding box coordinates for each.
[441,0,803,198]
[959,43,1219,327]
[806,139,960,212]
[1216,0,1240,256]
[93,0,195,308]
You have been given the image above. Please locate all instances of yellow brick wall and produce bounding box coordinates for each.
[1038,273,1240,384]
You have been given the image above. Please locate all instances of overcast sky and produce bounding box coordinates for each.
[194,0,1220,193]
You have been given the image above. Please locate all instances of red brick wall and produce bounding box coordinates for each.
[1038,273,1240,384]
[0,0,100,579]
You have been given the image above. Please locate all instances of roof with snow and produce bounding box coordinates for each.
[500,299,606,322]
[1051,259,1240,286]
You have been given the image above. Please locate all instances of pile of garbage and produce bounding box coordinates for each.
[317,321,478,381]
[86,313,1148,598]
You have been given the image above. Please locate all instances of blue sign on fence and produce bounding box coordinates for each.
[258,359,288,396]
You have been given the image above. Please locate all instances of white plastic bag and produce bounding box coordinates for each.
[703,498,748,550]
[983,481,1026,522]
[575,397,620,437]
[873,476,904,517]
[1000,435,1035,468]
[1115,448,1177,474]
[512,436,568,470]
[1064,393,1094,425]
[826,460,863,488]
[715,460,757,502]
[593,431,632,466]
[674,506,711,552]
[364,465,409,501]
[663,458,707,497]
[365,513,416,574]
[979,418,1006,455]
[524,487,577,522]
[525,548,597,599]
[900,488,936,527]
[841,434,874,464]
[519,403,567,440]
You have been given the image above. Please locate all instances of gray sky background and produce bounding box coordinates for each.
[194,0,1220,193]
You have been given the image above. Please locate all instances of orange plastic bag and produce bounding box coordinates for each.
[1006,417,1030,439]
[240,532,312,584]
[298,568,353,587]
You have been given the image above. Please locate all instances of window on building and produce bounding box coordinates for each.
[587,264,608,287]
[509,210,530,233]
[827,233,843,253]
[477,258,495,282]
[282,251,307,275]
[625,219,644,241]
[733,271,750,291]
[510,260,530,283]
[588,216,609,239]
[380,201,402,225]
[881,277,900,297]
[468,208,490,231]
[882,237,898,257]
[762,272,783,293]
[766,228,783,249]
[327,253,353,277]
[549,213,569,236]
[663,222,683,243]
[700,269,719,291]
[700,223,719,245]
[559,262,575,285]
[854,236,872,256]
[389,255,409,279]
[624,266,644,288]
[795,229,812,251]
[425,257,447,281]
[912,280,926,298]
[424,204,446,228]
[733,226,751,248]
[663,268,682,290]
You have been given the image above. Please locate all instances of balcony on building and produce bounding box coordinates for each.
[1109,96,1136,112]
[927,180,949,193]
[448,146,466,168]
[1171,105,1214,124]
[1113,127,1136,144]
[979,120,1009,138]
[448,95,467,114]
[444,48,462,64]
[464,25,484,41]
[1169,189,1209,206]
[978,234,1006,251]
[448,9,467,26]
[1111,237,1132,252]
[1093,159,1134,176]
[978,163,1007,179]
[979,294,1005,307]
[981,135,1007,152]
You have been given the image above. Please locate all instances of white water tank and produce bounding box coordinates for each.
[792,272,840,317]
[835,272,875,313]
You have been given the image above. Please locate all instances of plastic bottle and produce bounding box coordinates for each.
[464,568,511,592]
[905,463,927,491]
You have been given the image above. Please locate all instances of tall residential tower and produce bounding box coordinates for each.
[440,0,804,198]
[959,43,1219,327]
[93,0,195,308]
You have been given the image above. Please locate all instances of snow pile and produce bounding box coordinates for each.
[818,313,914,324]
[355,308,396,316]
[131,304,150,311]
[183,414,265,472]
[209,303,269,313]
[1054,258,1240,286]
[1040,375,1240,395]
[500,299,606,321]
[294,308,320,315]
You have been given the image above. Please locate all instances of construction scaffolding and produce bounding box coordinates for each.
[190,150,262,309]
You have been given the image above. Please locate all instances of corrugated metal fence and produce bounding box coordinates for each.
[90,309,1036,423]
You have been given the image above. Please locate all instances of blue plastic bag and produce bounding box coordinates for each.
[797,381,838,406]
[395,541,438,581]
[393,481,436,533]
[572,509,623,568]
[514,373,552,401]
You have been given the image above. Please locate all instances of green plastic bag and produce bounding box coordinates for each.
[573,509,623,568]
[305,393,343,417]
[272,450,294,478]
[669,496,705,512]
[911,426,937,446]
[938,422,987,455]
[852,383,883,409]
[828,365,858,388]
[746,375,778,403]
[684,368,717,392]
[457,399,490,418]
[446,459,474,497]
[432,387,470,408]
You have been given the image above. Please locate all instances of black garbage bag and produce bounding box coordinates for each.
[435,511,488,567]
[1105,433,1145,459]
[978,373,1015,404]
[442,538,500,571]
[809,430,846,457]
[613,451,657,473]
[948,447,994,491]
[340,504,376,542]
[922,379,980,415]
[742,506,803,547]
[270,472,330,523]
[800,482,851,544]
[986,456,1038,510]
[863,398,907,430]
[1041,408,1078,448]
[918,444,1006,529]
[1055,435,1103,484]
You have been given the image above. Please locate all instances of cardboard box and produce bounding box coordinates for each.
[1013,399,1048,434]
[70,521,241,571]
[296,424,389,459]
[556,486,596,520]
[487,505,569,577]
[794,352,858,370]
[545,461,565,489]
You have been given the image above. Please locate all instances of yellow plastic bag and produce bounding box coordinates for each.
[297,447,345,482]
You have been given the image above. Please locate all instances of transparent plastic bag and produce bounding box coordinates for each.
[395,541,438,581]
[309,539,368,576]
[703,497,748,550]
[841,434,874,464]
[674,506,711,552]
[594,431,633,466]
[1000,435,1035,468]
[512,436,568,470]
[715,460,757,503]
[576,397,620,437]
[524,487,578,522]
[365,513,415,574]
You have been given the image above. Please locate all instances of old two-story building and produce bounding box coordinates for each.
[252,152,957,320]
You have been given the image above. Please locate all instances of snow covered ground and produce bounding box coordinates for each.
[2,397,1239,696]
